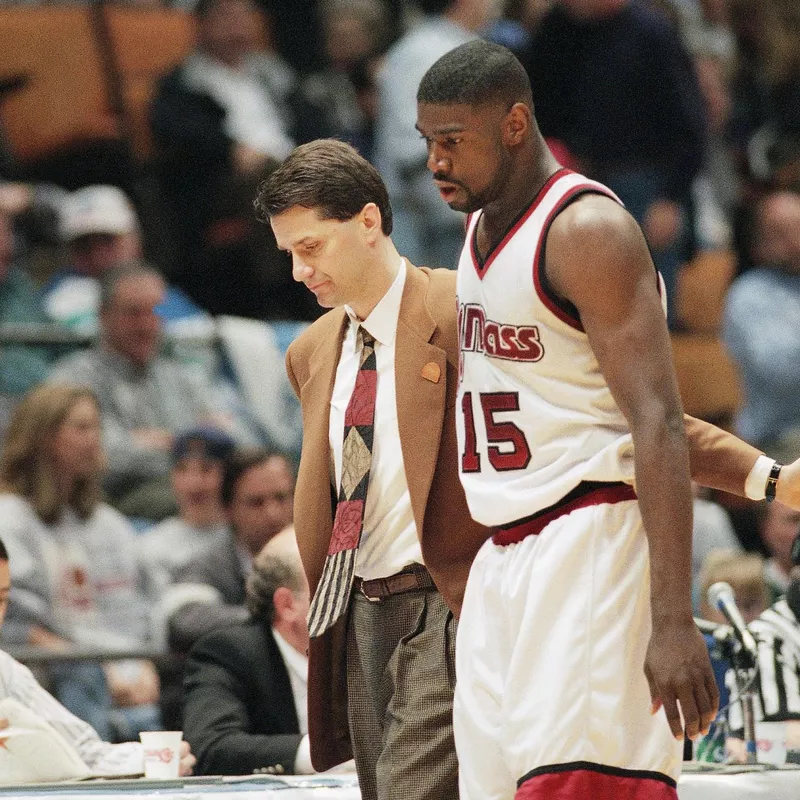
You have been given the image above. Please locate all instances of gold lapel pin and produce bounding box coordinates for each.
[421,362,441,383]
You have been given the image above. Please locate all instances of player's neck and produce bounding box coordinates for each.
[480,151,560,253]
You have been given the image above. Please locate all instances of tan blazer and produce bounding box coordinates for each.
[286,262,491,770]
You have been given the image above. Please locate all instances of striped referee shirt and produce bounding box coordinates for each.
[0,650,144,775]
[727,599,800,733]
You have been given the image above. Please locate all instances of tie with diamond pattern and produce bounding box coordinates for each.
[308,327,377,638]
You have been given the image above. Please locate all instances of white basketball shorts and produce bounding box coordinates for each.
[454,492,682,800]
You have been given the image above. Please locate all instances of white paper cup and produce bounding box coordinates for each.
[139,731,183,779]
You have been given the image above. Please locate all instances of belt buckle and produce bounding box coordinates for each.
[357,579,383,603]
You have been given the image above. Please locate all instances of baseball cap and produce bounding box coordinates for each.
[172,427,237,464]
[59,185,138,242]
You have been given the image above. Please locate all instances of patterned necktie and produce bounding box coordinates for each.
[308,327,377,638]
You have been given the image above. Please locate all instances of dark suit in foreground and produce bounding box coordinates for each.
[182,620,303,776]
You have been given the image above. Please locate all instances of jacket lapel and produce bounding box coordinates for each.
[295,310,348,593]
[395,265,447,536]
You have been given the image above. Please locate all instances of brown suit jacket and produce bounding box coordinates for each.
[286,262,491,771]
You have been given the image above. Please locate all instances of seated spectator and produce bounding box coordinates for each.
[151,0,318,321]
[694,548,770,762]
[698,549,770,626]
[165,447,294,653]
[726,533,800,760]
[0,184,56,404]
[139,427,236,591]
[297,0,386,160]
[723,190,800,450]
[0,384,163,741]
[48,262,261,519]
[692,486,741,609]
[46,185,211,337]
[760,499,800,603]
[183,526,313,776]
[0,537,196,777]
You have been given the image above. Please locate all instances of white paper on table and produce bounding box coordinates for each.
[0,696,91,784]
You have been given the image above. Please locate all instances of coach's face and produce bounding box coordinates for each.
[270,204,382,311]
[416,100,519,214]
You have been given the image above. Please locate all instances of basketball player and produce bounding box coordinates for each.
[416,41,720,799]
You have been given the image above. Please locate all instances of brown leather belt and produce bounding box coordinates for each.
[353,565,434,602]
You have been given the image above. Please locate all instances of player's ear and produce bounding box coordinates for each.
[504,103,530,147]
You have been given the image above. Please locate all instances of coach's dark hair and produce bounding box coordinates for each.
[221,447,294,508]
[99,260,164,312]
[0,536,7,562]
[417,40,533,109]
[254,139,393,235]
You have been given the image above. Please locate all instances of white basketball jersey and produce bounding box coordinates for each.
[456,169,663,528]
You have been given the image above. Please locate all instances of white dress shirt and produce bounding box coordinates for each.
[329,261,423,580]
[272,630,312,774]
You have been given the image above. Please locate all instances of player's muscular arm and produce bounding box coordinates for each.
[546,195,718,741]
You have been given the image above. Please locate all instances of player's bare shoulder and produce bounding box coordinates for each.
[545,193,654,310]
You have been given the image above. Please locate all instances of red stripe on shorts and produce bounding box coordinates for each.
[516,763,677,800]
[493,482,637,546]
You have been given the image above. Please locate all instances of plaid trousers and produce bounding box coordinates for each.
[346,587,459,800]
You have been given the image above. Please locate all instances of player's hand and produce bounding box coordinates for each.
[776,458,800,510]
[644,619,719,740]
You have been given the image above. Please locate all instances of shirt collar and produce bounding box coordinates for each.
[272,628,308,681]
[344,259,406,347]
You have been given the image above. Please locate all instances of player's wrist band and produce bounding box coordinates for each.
[765,462,783,503]
[745,455,775,501]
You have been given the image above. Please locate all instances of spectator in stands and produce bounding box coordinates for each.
[183,526,314,775]
[692,486,742,609]
[151,0,318,320]
[373,0,500,270]
[0,384,163,741]
[523,0,708,327]
[694,548,770,762]
[723,190,800,452]
[164,447,294,654]
[698,549,770,626]
[691,47,741,252]
[0,183,55,404]
[48,262,261,520]
[46,185,210,337]
[726,533,800,760]
[0,536,196,777]
[760,499,800,603]
[139,427,236,591]
[297,0,387,161]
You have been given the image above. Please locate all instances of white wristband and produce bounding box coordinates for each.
[745,455,776,501]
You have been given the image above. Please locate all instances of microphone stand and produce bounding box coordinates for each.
[729,640,758,765]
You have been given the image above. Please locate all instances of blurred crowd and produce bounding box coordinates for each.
[0,0,798,774]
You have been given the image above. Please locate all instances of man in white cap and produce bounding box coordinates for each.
[46,185,210,335]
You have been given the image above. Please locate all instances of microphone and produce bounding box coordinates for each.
[707,582,758,669]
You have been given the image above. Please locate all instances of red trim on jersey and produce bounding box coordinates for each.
[470,168,570,281]
[532,183,620,333]
[493,482,636,546]
[516,764,677,800]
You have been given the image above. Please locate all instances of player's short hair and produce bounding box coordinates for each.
[417,40,533,110]
[254,139,393,235]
